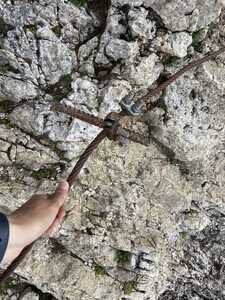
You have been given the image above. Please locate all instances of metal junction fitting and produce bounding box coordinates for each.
[120,94,143,117]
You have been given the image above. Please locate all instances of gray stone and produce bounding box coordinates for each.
[128,7,156,40]
[38,39,77,85]
[0,2,36,27]
[0,76,38,102]
[99,80,131,116]
[0,49,19,70]
[9,104,47,136]
[69,78,99,109]
[19,291,39,300]
[128,53,163,87]
[0,1,225,300]
[61,23,80,49]
[58,2,96,42]
[143,0,224,32]
[179,210,210,233]
[105,39,139,62]
[160,32,193,58]
[0,150,10,166]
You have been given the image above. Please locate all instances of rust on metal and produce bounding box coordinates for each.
[1,45,225,284]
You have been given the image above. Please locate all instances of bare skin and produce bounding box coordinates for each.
[2,180,69,265]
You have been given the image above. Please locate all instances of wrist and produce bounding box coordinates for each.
[2,215,24,264]
[8,215,28,249]
[0,213,10,265]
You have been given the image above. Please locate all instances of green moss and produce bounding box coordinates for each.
[61,74,72,84]
[94,265,107,276]
[0,118,14,129]
[58,150,65,161]
[24,24,36,34]
[123,281,137,295]
[164,55,179,66]
[192,28,206,46]
[115,249,132,266]
[0,100,15,113]
[192,31,200,44]
[0,277,17,295]
[0,64,11,73]
[69,0,87,6]
[180,231,189,241]
[46,74,73,102]
[0,63,18,75]
[207,22,217,36]
[31,167,58,180]
[39,139,66,162]
[52,25,62,38]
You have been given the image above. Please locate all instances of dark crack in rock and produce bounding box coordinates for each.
[159,209,225,300]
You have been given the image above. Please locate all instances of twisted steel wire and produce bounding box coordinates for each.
[1,45,225,285]
[0,130,108,284]
[137,46,225,109]
[67,129,108,187]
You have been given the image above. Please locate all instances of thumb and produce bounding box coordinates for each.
[50,180,69,207]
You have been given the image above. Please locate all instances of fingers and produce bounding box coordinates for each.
[56,205,66,224]
[49,180,69,207]
[45,206,66,236]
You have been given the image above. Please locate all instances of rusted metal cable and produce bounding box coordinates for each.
[51,104,149,146]
[67,129,108,187]
[0,111,148,283]
[135,46,225,110]
[1,45,224,285]
[0,129,109,284]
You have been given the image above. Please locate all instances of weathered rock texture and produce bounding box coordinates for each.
[0,0,225,299]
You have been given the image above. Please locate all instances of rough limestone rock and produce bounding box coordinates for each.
[0,0,225,300]
[160,32,193,58]
[128,7,156,40]
[105,39,139,62]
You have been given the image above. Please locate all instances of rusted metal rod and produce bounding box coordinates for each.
[51,103,150,146]
[51,104,105,128]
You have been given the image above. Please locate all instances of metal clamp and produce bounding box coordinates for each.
[104,115,117,128]
[103,114,129,145]
[120,94,142,117]
[103,114,120,141]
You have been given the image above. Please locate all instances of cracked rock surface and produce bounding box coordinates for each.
[0,0,225,299]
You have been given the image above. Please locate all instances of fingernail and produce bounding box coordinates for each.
[57,180,69,191]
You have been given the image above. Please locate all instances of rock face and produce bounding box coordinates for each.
[0,0,225,300]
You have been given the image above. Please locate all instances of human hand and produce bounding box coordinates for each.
[3,180,69,264]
